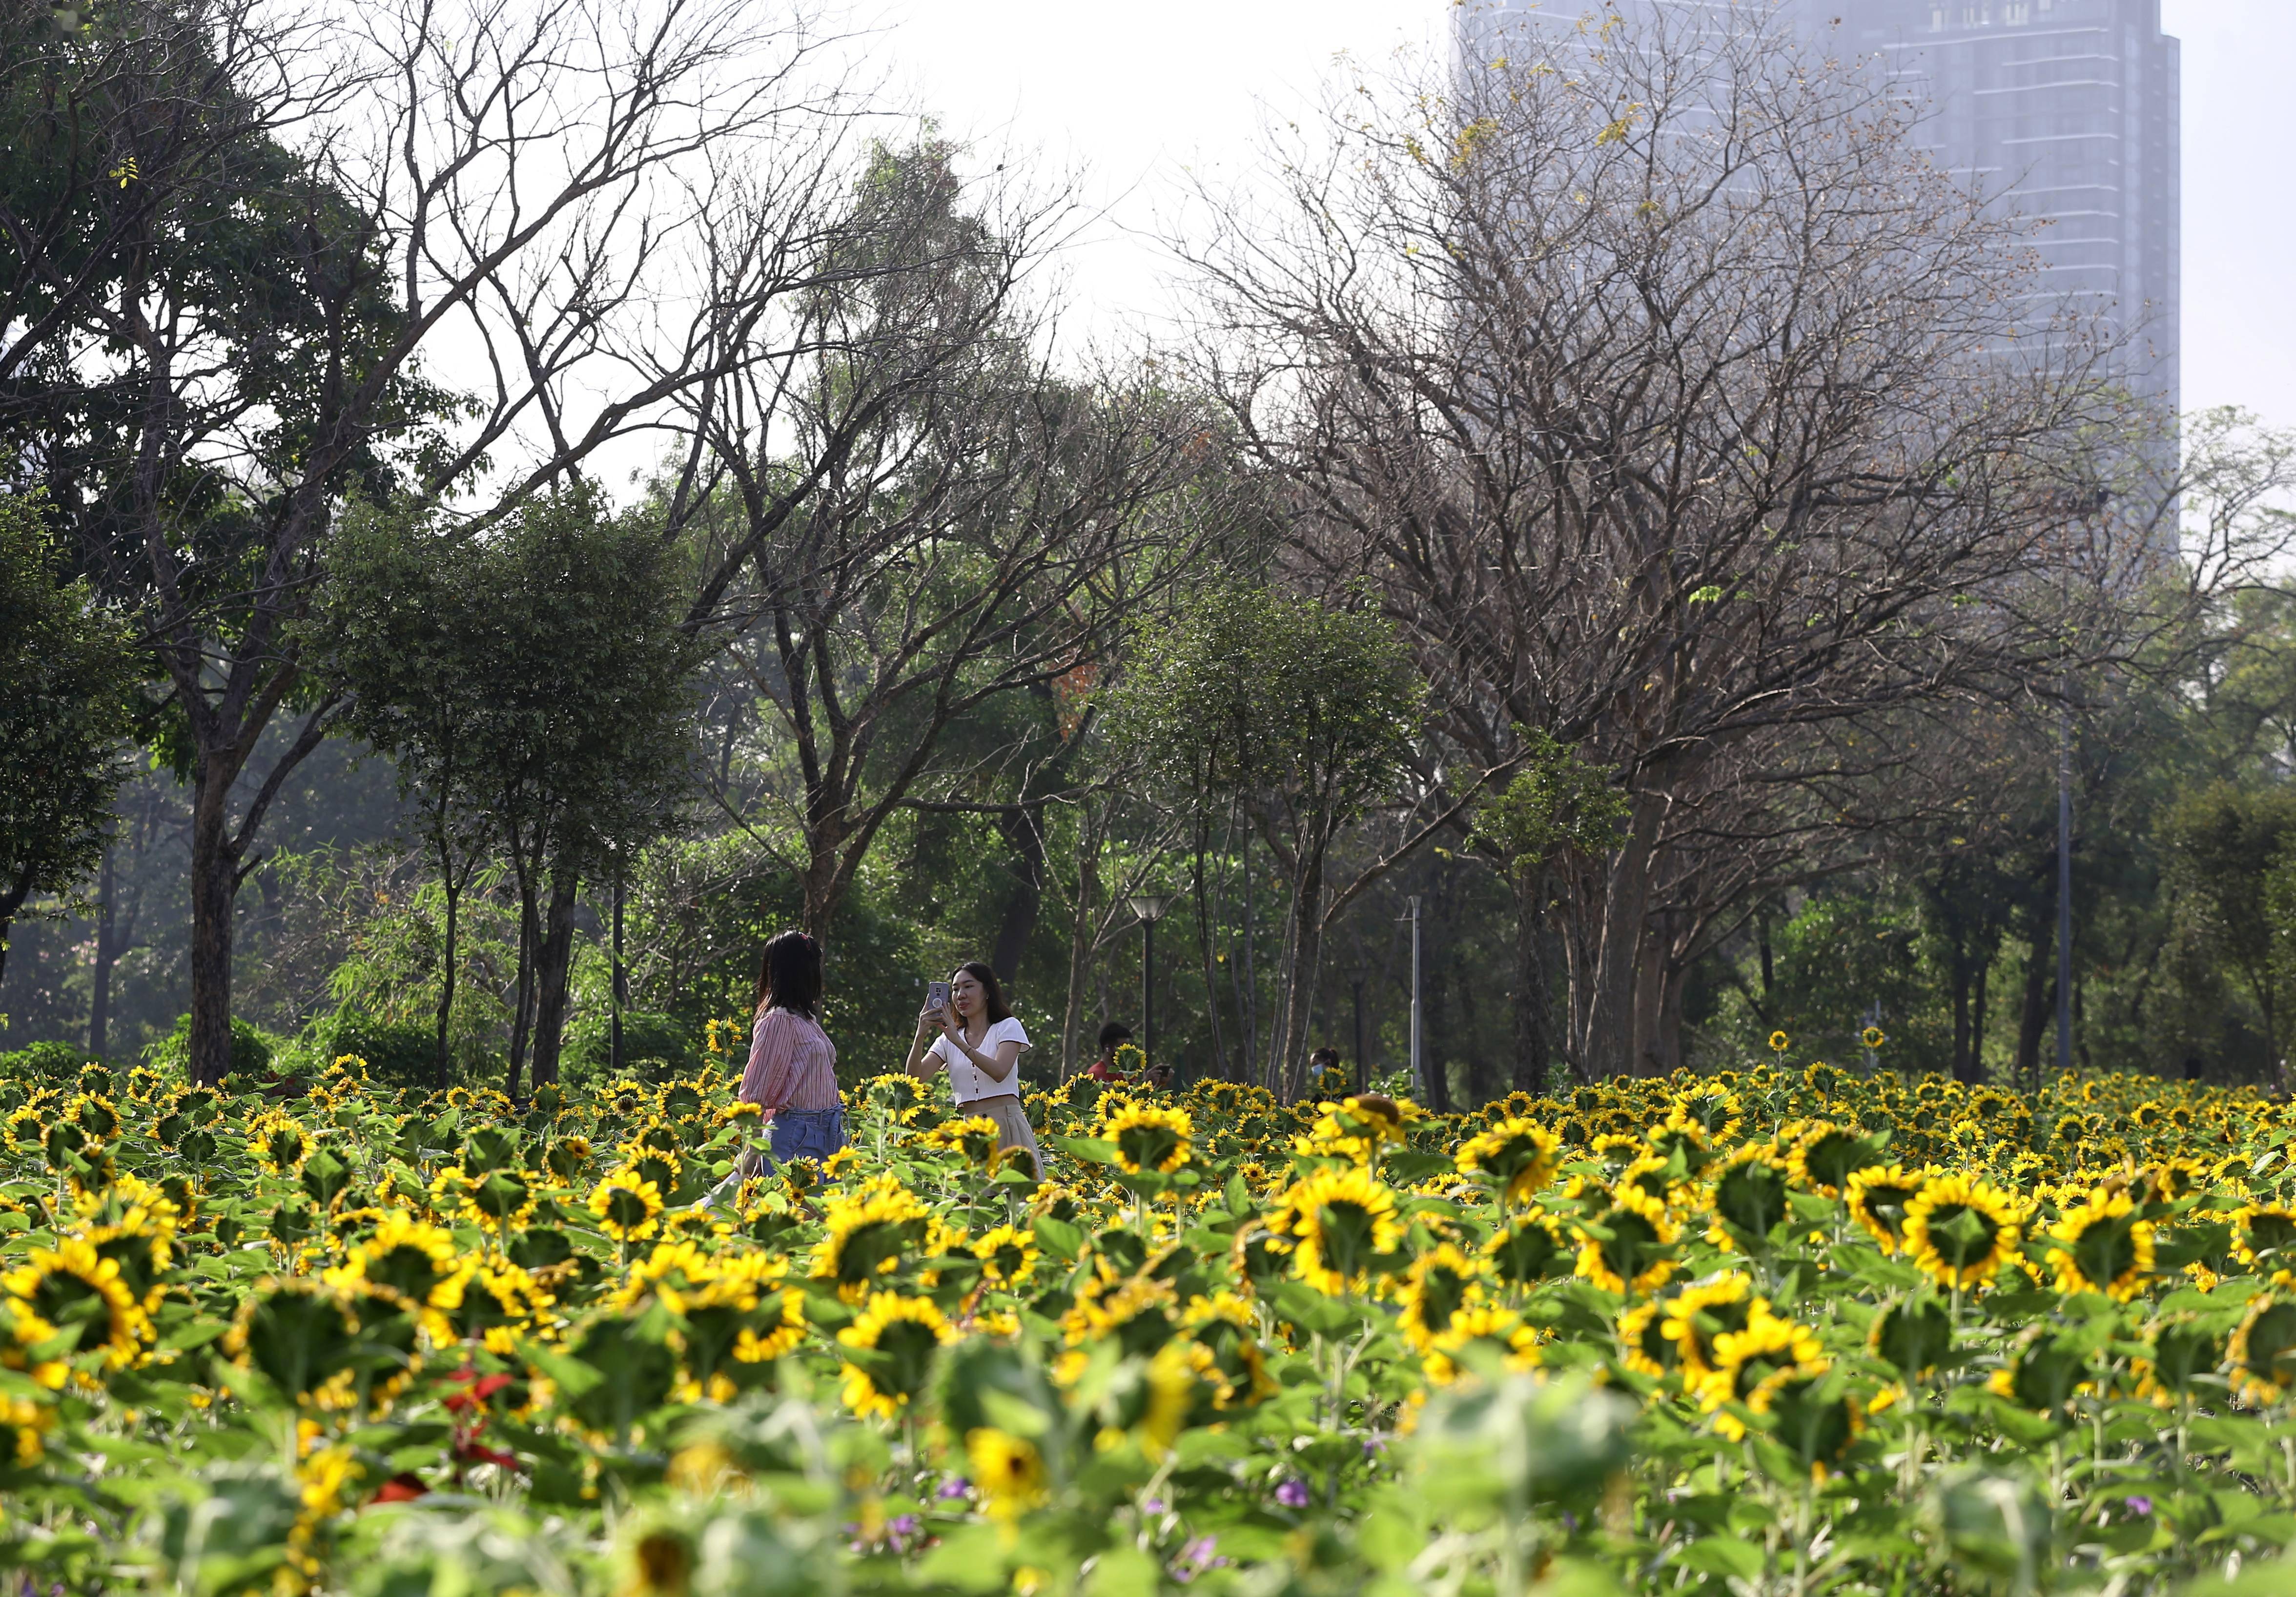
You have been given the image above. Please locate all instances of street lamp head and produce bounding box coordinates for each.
[1127,892,1173,924]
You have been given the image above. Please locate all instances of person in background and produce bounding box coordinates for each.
[905,961,1041,1175]
[1306,1045,1345,1096]
[1086,1021,1135,1083]
[701,930,843,1206]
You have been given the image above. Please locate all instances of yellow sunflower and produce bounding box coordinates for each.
[836,1291,953,1420]
[2231,1293,2296,1408]
[1844,1164,1933,1256]
[971,1224,1040,1289]
[0,1394,51,1465]
[1668,1087,1743,1145]
[1455,1118,1562,1207]
[811,1175,932,1303]
[437,1260,553,1354]
[2232,1204,2296,1278]
[587,1168,666,1244]
[1099,1100,1194,1176]
[324,1210,462,1335]
[1268,1166,1404,1295]
[1180,1290,1274,1409]
[966,1428,1048,1519]
[918,1115,1004,1170]
[2045,1188,2155,1302]
[1571,1188,1680,1298]
[1616,1298,1678,1379]
[1902,1174,2023,1292]
[1660,1271,1757,1377]
[1062,1273,1180,1357]
[1788,1121,1880,1199]
[1423,1303,1542,1386]
[2133,1313,2227,1408]
[248,1114,310,1176]
[1395,1243,1489,1351]
[2,1237,149,1372]
[1694,1301,1827,1440]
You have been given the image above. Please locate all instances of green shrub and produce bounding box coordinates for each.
[561,1008,701,1087]
[0,1039,96,1086]
[143,1014,280,1079]
[303,1012,446,1091]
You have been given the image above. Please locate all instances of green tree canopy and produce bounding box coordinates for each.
[312,486,701,1090]
[1111,585,1420,1095]
[2160,781,2296,1090]
[0,493,135,984]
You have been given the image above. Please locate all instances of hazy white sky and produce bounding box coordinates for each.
[867,0,2296,432]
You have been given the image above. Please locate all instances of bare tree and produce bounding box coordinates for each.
[3,0,867,1082]
[1177,6,2169,1077]
[673,141,1225,940]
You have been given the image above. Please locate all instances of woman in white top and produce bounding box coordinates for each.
[903,961,1041,1177]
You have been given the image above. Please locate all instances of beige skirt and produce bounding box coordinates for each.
[965,1093,1042,1178]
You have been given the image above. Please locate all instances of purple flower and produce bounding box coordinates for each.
[1143,1496,1168,1515]
[938,1478,972,1500]
[1172,1536,1229,1585]
[1362,1435,1387,1459]
[2126,1495,2154,1518]
[1275,1478,1311,1510]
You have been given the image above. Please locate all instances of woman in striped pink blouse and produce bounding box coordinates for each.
[707,931,844,1201]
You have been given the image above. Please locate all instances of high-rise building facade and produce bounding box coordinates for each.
[1463,0,2181,411]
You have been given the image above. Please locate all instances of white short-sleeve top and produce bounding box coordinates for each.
[927,1016,1030,1105]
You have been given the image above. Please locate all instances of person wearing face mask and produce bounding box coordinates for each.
[903,961,1040,1177]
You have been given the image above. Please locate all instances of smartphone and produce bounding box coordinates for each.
[925,980,951,1017]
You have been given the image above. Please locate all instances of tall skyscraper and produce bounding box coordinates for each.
[1462,0,2181,412]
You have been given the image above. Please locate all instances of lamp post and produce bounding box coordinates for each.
[1127,893,1172,1080]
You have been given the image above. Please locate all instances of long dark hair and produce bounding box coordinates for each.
[955,960,1011,1024]
[753,931,822,1018]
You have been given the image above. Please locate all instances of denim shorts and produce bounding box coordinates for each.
[768,1104,846,1165]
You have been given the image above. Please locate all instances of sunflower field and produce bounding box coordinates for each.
[5,1053,2296,1595]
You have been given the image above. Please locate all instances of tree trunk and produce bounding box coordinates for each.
[187,751,240,1086]
[506,861,539,1094]
[0,860,36,995]
[1238,819,1260,1089]
[528,866,581,1089]
[1060,802,1105,1079]
[435,867,461,1089]
[1420,954,1453,1114]
[1580,792,1663,1078]
[798,800,850,937]
[1275,839,1327,1101]
[1507,868,1552,1094]
[1192,816,1230,1082]
[1653,950,1687,1078]
[2014,936,2053,1092]
[88,846,117,1060]
[1631,914,1667,1077]
[1758,911,1774,1013]
[989,803,1047,985]
[1970,954,1991,1084]
[1949,945,1977,1085]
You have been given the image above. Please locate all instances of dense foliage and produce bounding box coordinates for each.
[0,1044,2293,1592]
